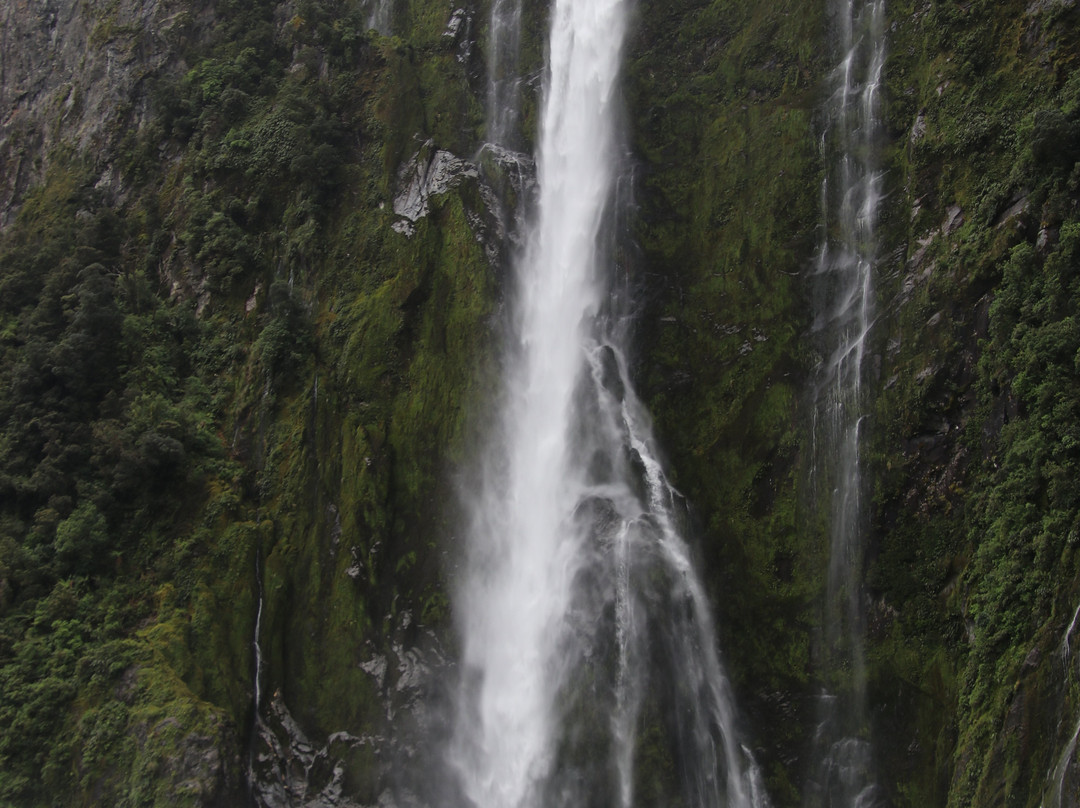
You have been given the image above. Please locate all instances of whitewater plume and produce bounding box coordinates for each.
[450,0,768,806]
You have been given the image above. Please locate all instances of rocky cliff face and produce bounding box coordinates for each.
[2,0,1080,805]
[868,1,1080,804]
[0,0,492,802]
[620,0,1080,803]
[0,0,213,224]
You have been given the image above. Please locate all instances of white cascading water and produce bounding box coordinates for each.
[365,0,392,35]
[247,545,265,797]
[1041,604,1080,808]
[485,0,523,150]
[808,0,885,806]
[450,0,768,806]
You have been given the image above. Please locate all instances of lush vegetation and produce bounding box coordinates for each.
[628,0,1080,804]
[866,0,1080,804]
[3,0,1080,805]
[0,0,493,802]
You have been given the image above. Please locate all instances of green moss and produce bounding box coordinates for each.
[865,0,1080,804]
[9,0,1080,803]
[625,0,826,797]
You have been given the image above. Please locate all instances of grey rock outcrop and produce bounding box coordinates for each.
[392,140,478,234]
[251,693,375,808]
[250,618,451,808]
[0,0,209,226]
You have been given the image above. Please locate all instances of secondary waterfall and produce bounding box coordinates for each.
[485,0,523,150]
[364,0,392,35]
[807,0,885,805]
[1041,604,1080,808]
[247,544,266,801]
[450,0,768,806]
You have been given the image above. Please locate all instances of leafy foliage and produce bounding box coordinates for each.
[0,0,491,802]
[868,2,1080,802]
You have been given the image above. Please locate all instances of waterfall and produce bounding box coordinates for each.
[1041,604,1080,808]
[807,0,885,805]
[247,543,266,803]
[450,0,767,806]
[365,0,392,36]
[485,0,523,150]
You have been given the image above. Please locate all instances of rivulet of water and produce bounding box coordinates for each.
[1041,604,1080,808]
[449,0,768,806]
[485,0,524,151]
[246,542,266,804]
[807,0,885,805]
[365,0,392,35]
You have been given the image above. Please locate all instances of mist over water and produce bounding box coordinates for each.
[807,0,885,805]
[449,0,768,806]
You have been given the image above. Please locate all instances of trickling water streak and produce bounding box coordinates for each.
[808,0,885,805]
[247,545,266,803]
[612,520,640,808]
[476,0,533,260]
[1063,603,1080,671]
[365,0,392,35]
[1041,603,1080,808]
[451,0,767,805]
[253,567,264,712]
[486,0,524,149]
[618,377,763,808]
[1043,719,1080,808]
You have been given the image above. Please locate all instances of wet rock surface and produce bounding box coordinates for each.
[392,141,479,231]
[250,616,451,808]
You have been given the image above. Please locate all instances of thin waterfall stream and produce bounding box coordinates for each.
[247,542,266,804]
[485,0,523,151]
[364,0,392,35]
[450,0,768,805]
[807,0,885,805]
[1041,603,1080,808]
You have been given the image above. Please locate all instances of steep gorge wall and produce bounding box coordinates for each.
[869,0,1080,805]
[0,0,216,225]
[628,0,1080,805]
[625,0,825,800]
[1,0,1080,806]
[0,0,498,802]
